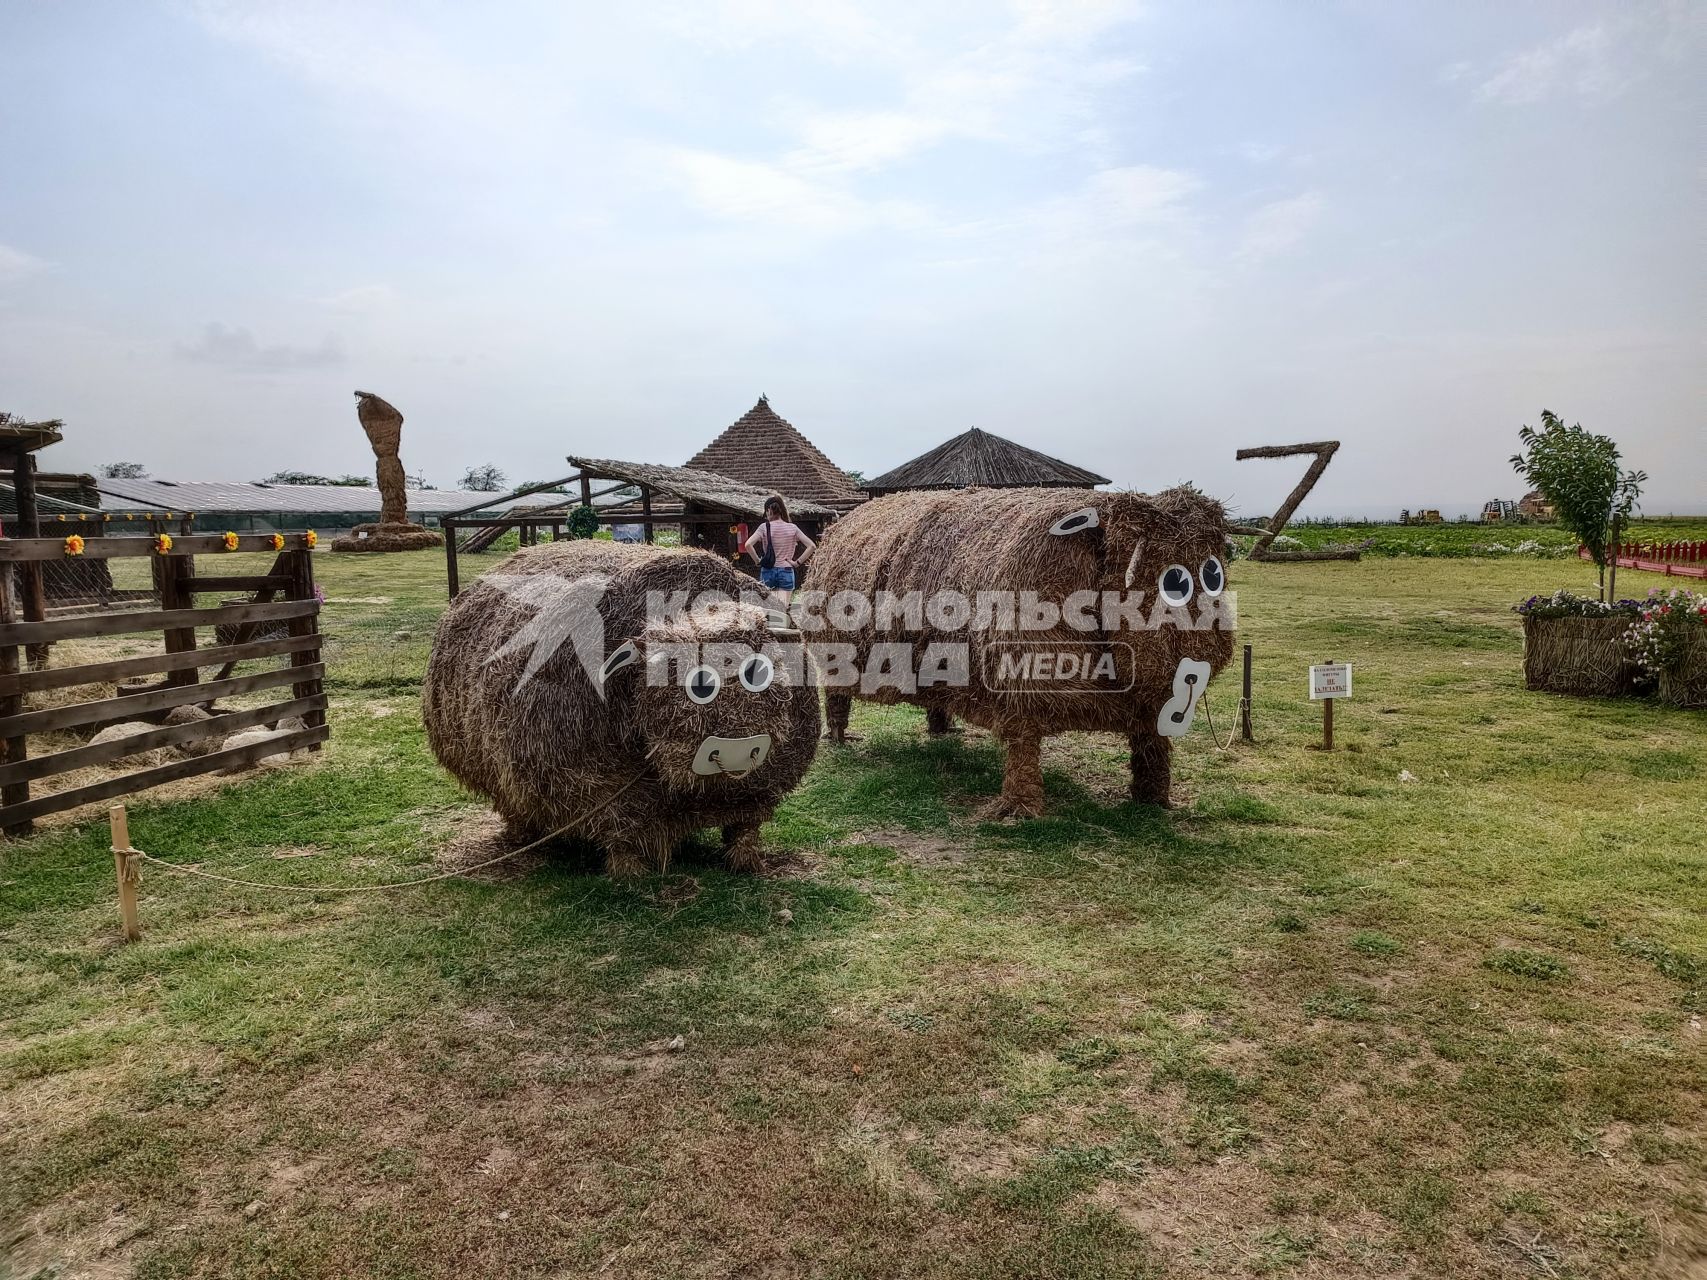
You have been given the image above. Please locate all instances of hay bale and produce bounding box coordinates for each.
[1521,615,1636,697]
[805,486,1237,815]
[423,540,820,875]
[1658,628,1707,709]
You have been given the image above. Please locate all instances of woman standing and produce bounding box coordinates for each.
[743,495,815,606]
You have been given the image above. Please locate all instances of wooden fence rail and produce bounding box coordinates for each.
[0,538,326,835]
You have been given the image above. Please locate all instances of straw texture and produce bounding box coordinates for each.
[424,540,819,874]
[807,486,1236,814]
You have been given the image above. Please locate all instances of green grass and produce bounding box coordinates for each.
[1254,514,1707,558]
[0,550,1702,1279]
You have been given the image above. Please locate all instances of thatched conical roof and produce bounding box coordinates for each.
[686,396,863,512]
[863,427,1110,495]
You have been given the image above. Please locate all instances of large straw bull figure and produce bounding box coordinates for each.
[805,487,1236,816]
[425,541,819,874]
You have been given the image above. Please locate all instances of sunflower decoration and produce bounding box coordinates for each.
[154,533,173,555]
[222,531,240,551]
[304,530,318,548]
[63,534,86,556]
[269,533,286,551]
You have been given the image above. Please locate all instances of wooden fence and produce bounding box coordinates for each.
[0,534,327,835]
[1580,542,1707,580]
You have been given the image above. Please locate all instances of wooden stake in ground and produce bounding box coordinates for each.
[109,803,141,942]
[1607,512,1622,603]
[1241,643,1254,742]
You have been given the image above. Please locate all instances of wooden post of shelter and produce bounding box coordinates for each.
[443,518,461,598]
[0,564,29,836]
[8,445,49,669]
[641,486,654,543]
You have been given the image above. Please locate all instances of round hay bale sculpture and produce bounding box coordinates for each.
[424,540,819,874]
[805,486,1236,816]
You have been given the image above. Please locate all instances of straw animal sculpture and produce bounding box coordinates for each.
[425,541,819,874]
[806,486,1236,816]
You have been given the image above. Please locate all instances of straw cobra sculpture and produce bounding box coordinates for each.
[424,541,819,874]
[803,486,1237,816]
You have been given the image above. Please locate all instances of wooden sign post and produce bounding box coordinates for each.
[1308,659,1351,751]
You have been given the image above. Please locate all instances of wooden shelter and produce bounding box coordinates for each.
[439,456,834,598]
[0,416,67,657]
[686,396,864,514]
[862,427,1110,496]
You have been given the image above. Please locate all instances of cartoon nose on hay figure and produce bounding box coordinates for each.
[1157,658,1213,738]
[692,734,772,778]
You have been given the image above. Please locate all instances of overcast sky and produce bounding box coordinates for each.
[2,1,1700,517]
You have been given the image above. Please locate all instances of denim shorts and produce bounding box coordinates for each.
[759,566,796,591]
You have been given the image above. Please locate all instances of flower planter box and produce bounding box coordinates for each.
[1521,615,1637,697]
[1659,627,1707,709]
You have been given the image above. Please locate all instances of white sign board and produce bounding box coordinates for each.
[1309,662,1351,700]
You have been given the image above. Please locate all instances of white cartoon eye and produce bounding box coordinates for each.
[1158,564,1194,608]
[1198,556,1225,597]
[739,653,774,692]
[599,640,639,684]
[684,666,720,704]
[1049,508,1100,536]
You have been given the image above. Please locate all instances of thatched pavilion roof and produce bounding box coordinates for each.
[566,455,834,521]
[0,414,64,453]
[686,396,863,512]
[863,427,1110,495]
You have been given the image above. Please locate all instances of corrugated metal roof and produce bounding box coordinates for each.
[93,478,514,515]
[566,456,835,519]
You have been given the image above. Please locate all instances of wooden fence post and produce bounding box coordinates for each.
[158,550,199,688]
[109,803,141,942]
[0,564,31,835]
[285,548,326,751]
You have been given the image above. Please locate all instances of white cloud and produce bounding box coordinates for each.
[657,148,929,236]
[175,323,344,372]
[1477,25,1624,105]
[780,0,1144,176]
[320,285,401,313]
[0,243,48,284]
[1235,192,1325,264]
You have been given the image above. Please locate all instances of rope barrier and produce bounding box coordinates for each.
[1199,692,1249,752]
[130,771,647,895]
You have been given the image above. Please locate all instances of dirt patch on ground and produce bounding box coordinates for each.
[843,829,973,867]
[428,809,546,882]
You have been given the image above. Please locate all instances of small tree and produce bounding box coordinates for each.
[1511,411,1645,600]
[460,464,507,492]
[258,471,377,486]
[98,461,149,479]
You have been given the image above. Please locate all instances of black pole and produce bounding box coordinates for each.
[1240,643,1253,742]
